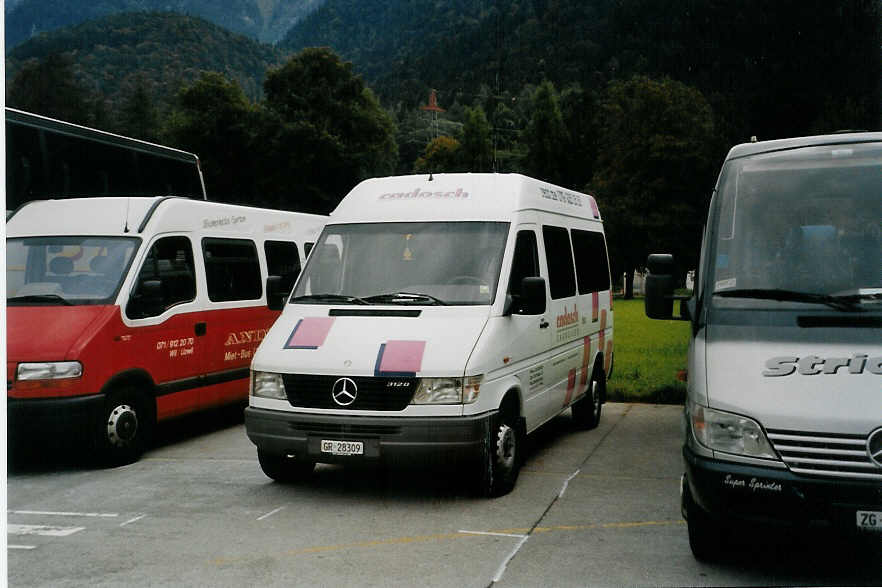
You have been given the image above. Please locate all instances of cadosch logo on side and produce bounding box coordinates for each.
[331,378,358,406]
[867,428,882,469]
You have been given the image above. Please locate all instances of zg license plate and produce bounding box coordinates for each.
[856,511,882,531]
[320,439,363,456]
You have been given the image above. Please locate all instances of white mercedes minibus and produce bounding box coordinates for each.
[246,173,613,496]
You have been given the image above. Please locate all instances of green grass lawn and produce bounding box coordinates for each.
[606,298,690,404]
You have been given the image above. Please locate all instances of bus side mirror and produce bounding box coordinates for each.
[645,254,690,321]
[127,279,164,318]
[266,275,287,311]
[505,276,546,316]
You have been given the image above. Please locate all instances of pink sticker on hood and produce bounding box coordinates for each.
[374,340,426,376]
[285,317,335,349]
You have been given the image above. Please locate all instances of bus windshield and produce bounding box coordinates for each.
[7,237,140,306]
[291,222,510,306]
[707,142,882,309]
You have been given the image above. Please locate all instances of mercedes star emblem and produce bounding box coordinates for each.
[868,427,882,469]
[331,377,358,406]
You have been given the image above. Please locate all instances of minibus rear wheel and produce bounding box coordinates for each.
[257,449,315,483]
[99,387,151,466]
[572,367,603,430]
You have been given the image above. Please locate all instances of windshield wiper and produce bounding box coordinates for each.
[362,291,447,306]
[714,288,878,312]
[289,293,369,305]
[7,294,73,306]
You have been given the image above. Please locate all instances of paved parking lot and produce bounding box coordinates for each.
[7,403,881,587]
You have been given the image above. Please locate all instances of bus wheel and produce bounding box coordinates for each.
[572,369,603,430]
[257,450,315,483]
[477,409,521,498]
[684,481,724,561]
[100,388,151,466]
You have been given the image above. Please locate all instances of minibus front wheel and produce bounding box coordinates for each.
[99,387,152,466]
[257,449,315,483]
[477,398,523,497]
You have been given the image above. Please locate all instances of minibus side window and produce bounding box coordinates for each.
[264,240,302,295]
[542,225,576,299]
[571,229,611,293]
[202,238,262,302]
[508,230,540,297]
[127,236,196,318]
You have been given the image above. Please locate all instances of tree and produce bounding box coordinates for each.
[165,72,260,204]
[522,80,569,184]
[590,76,717,298]
[118,75,160,142]
[6,53,96,125]
[414,136,462,173]
[459,106,493,172]
[262,47,398,211]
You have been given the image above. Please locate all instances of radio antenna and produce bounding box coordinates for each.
[123,197,131,233]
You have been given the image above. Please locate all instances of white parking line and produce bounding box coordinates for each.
[8,524,85,537]
[120,514,147,527]
[458,530,528,538]
[559,469,580,498]
[257,506,286,521]
[8,510,118,518]
[493,534,530,583]
[8,545,37,550]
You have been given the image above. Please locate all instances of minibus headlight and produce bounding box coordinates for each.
[411,376,483,405]
[17,361,82,381]
[690,402,777,459]
[412,378,462,404]
[251,371,286,400]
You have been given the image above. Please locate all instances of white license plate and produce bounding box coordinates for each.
[321,439,363,456]
[856,511,882,531]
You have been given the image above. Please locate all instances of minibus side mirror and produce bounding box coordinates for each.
[128,279,164,318]
[645,254,690,321]
[266,275,288,311]
[505,276,547,316]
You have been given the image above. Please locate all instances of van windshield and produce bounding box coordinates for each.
[292,222,510,306]
[6,237,140,306]
[707,142,882,310]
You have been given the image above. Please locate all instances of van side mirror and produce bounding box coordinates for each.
[645,254,690,320]
[505,276,546,316]
[127,279,164,318]
[266,275,288,311]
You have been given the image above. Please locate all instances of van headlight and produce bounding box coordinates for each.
[17,361,82,380]
[689,401,777,459]
[411,376,482,405]
[251,371,286,400]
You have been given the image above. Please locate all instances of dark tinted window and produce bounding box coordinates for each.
[127,236,195,318]
[571,229,611,293]
[542,225,576,299]
[202,238,262,302]
[265,240,302,295]
[507,230,540,297]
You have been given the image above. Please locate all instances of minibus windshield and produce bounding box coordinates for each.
[7,236,140,306]
[292,221,510,306]
[707,142,882,310]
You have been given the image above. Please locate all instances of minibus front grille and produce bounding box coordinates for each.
[289,422,402,436]
[281,374,416,411]
[766,429,882,481]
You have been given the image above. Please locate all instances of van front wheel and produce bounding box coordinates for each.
[99,388,151,466]
[257,450,315,483]
[476,412,521,497]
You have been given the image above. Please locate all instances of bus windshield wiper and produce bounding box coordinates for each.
[7,294,73,306]
[289,293,369,305]
[714,288,875,312]
[362,292,447,306]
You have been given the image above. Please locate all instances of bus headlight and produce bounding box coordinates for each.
[689,401,777,459]
[251,371,286,400]
[17,361,82,381]
[411,376,482,405]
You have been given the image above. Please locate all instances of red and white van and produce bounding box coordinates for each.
[6,197,325,463]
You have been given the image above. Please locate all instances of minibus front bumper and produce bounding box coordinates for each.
[684,446,882,533]
[245,406,493,466]
[8,394,105,444]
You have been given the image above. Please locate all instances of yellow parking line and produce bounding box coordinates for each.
[211,519,684,565]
